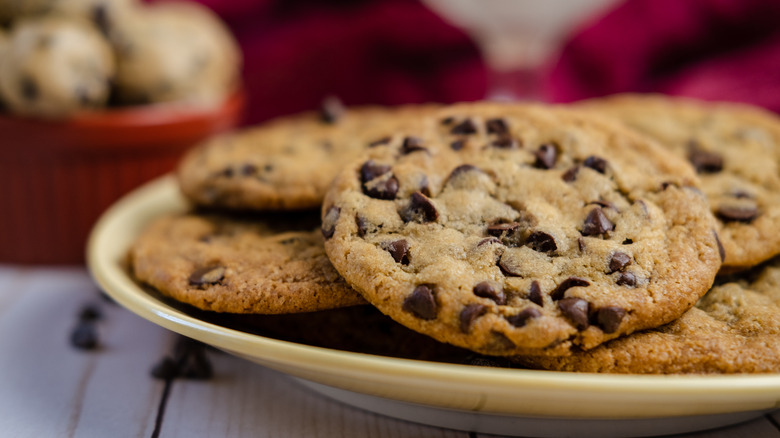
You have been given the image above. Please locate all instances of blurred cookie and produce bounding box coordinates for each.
[0,0,54,24]
[579,94,780,271]
[49,0,138,39]
[111,1,240,105]
[322,102,721,357]
[514,259,780,373]
[178,103,436,210]
[0,16,114,117]
[130,211,367,314]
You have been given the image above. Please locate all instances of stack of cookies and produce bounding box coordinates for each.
[130,95,780,374]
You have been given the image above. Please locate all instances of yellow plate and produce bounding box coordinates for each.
[87,176,780,438]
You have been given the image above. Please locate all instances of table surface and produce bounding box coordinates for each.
[2,266,780,438]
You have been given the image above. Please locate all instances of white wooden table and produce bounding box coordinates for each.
[2,266,779,438]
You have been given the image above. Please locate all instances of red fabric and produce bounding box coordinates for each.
[157,0,488,124]
[545,0,780,112]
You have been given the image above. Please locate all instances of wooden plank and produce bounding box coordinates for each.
[160,350,467,438]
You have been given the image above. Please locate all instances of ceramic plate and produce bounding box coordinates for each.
[87,176,780,438]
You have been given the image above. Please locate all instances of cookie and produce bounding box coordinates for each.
[0,0,53,24]
[514,259,780,373]
[0,16,115,117]
[111,1,240,106]
[322,102,722,356]
[178,103,436,210]
[49,0,137,39]
[130,211,367,314]
[578,94,780,271]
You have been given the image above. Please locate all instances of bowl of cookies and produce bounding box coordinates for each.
[0,0,243,264]
[88,97,780,437]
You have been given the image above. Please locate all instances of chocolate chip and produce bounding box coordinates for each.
[525,231,557,253]
[583,156,607,174]
[320,95,345,123]
[473,281,506,305]
[151,357,179,380]
[188,266,225,287]
[528,281,543,306]
[355,215,368,237]
[402,136,427,154]
[400,192,438,223]
[219,167,234,178]
[581,207,614,236]
[91,4,110,35]
[716,205,759,222]
[533,143,558,169]
[491,136,517,149]
[446,164,480,183]
[382,239,410,265]
[486,222,519,239]
[476,237,501,247]
[321,206,340,239]
[368,136,391,147]
[70,322,99,350]
[460,304,488,333]
[360,161,398,200]
[562,165,580,182]
[714,231,725,262]
[506,307,542,327]
[616,272,637,287]
[732,190,753,199]
[240,163,258,176]
[688,144,723,173]
[550,277,590,300]
[403,285,437,320]
[596,306,626,334]
[498,254,522,277]
[419,175,431,196]
[486,118,508,135]
[21,76,38,101]
[608,252,632,273]
[78,304,102,321]
[441,116,455,125]
[451,119,477,135]
[558,298,590,330]
[360,160,391,183]
[450,139,465,151]
[577,236,586,252]
[622,238,633,245]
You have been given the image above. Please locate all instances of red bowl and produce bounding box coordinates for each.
[0,92,244,265]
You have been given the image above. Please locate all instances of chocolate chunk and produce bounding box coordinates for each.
[608,252,632,273]
[460,304,488,333]
[716,205,759,223]
[714,231,725,262]
[359,161,398,199]
[450,139,465,151]
[21,76,38,101]
[688,145,723,173]
[321,206,340,239]
[550,277,590,300]
[487,222,519,237]
[451,119,477,135]
[596,306,626,334]
[320,95,345,123]
[476,237,501,247]
[491,136,517,149]
[558,298,590,330]
[528,281,543,306]
[150,357,179,380]
[562,165,580,182]
[188,266,225,287]
[486,118,509,135]
[525,231,557,253]
[583,156,607,174]
[400,191,438,223]
[506,307,542,328]
[382,239,410,265]
[533,143,558,169]
[368,136,391,147]
[473,281,506,305]
[78,304,102,321]
[403,285,437,320]
[616,272,637,287]
[581,208,614,236]
[402,136,427,154]
[70,322,99,350]
[360,160,390,183]
[355,215,368,237]
[622,238,633,245]
[240,163,258,176]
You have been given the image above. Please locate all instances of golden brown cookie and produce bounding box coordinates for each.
[130,211,366,314]
[322,102,721,357]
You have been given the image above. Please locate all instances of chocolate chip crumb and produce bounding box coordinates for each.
[583,156,607,174]
[581,207,614,236]
[528,281,543,306]
[381,239,410,265]
[506,307,542,328]
[608,252,632,273]
[403,285,437,320]
[400,192,438,223]
[596,306,626,334]
[188,266,225,287]
[322,206,340,239]
[533,143,558,169]
[460,304,488,333]
[473,281,506,305]
[550,277,590,300]
[558,298,590,330]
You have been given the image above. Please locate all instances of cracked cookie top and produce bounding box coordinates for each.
[322,102,721,356]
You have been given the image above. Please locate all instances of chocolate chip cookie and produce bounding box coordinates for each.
[579,94,780,272]
[178,103,436,210]
[514,259,780,373]
[322,102,722,356]
[130,211,366,314]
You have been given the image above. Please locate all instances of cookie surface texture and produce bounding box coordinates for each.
[178,104,435,210]
[322,102,721,356]
[514,259,780,373]
[580,94,780,271]
[130,212,366,314]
